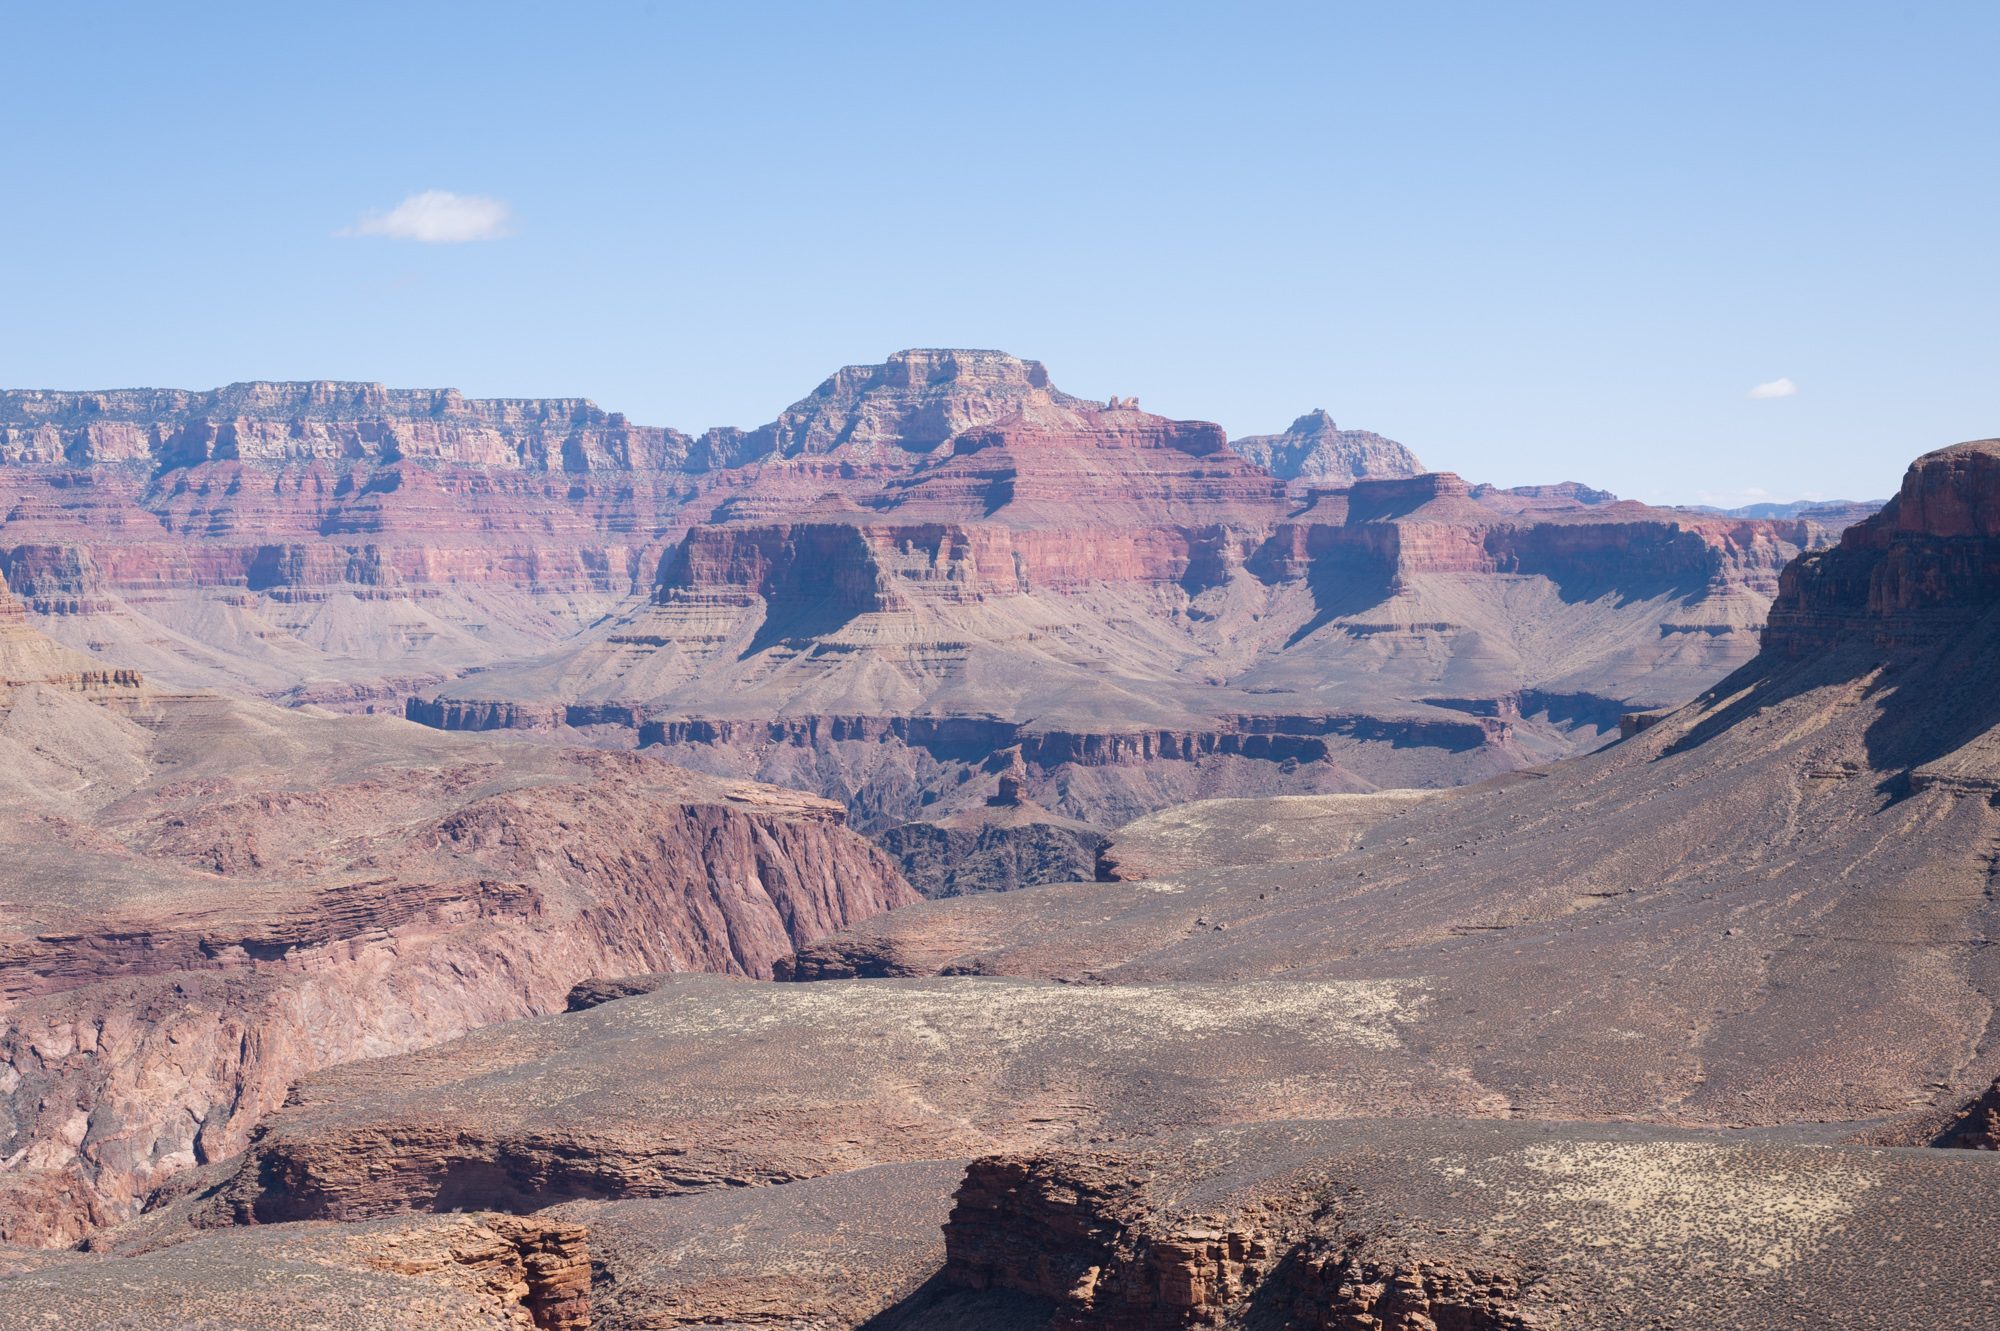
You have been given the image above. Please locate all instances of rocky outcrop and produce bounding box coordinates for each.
[1765,437,2000,654]
[924,1121,2000,1330]
[874,818,1110,898]
[1934,1075,2000,1150]
[0,1211,591,1329]
[1229,409,1424,485]
[695,346,1089,463]
[941,1150,1533,1330]
[564,973,676,1012]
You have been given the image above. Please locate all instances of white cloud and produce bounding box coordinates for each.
[342,190,512,243]
[1747,377,1798,400]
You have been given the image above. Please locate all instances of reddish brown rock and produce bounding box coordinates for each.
[922,1121,2000,1330]
[0,581,912,1245]
[430,390,1846,830]
[2,355,1860,830]
[1766,437,2000,653]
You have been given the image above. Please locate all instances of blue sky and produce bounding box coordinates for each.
[2,2,1994,505]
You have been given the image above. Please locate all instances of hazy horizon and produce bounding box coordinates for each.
[5,1,1993,506]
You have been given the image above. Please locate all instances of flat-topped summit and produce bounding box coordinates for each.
[698,348,1092,464]
[0,382,614,426]
[0,380,679,470]
[1229,407,1424,484]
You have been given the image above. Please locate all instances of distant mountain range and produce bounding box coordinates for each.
[1682,497,1885,519]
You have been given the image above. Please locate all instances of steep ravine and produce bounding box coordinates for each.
[0,788,911,1248]
[0,586,916,1247]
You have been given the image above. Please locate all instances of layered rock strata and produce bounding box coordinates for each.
[422,379,1852,829]
[1764,436,2000,656]
[2,353,1861,832]
[784,441,2000,1131]
[0,579,912,1245]
[6,436,1980,1328]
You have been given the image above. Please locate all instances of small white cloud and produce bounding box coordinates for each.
[341,190,512,243]
[1747,377,1798,400]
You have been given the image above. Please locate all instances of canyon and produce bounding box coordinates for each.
[1,435,1990,1328]
[1,352,1864,845]
[0,577,911,1246]
[8,353,1993,1330]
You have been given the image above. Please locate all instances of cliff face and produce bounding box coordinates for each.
[1765,438,2000,654]
[0,381,696,470]
[925,1122,2000,1331]
[941,1141,1533,1331]
[2,354,1866,827]
[431,420,1837,830]
[0,353,1143,702]
[0,594,913,1245]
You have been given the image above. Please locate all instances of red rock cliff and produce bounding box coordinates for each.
[1765,438,2000,654]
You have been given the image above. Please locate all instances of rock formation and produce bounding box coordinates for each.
[1,354,1866,833]
[924,1122,2000,1330]
[414,367,1857,830]
[872,775,1112,898]
[1228,408,1424,484]
[0,577,912,1245]
[1765,436,2000,657]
